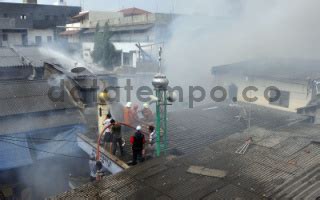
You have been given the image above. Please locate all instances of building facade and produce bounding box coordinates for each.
[212,59,320,121]
[60,8,173,70]
[0,2,80,47]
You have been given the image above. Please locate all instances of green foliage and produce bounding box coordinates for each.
[91,22,116,70]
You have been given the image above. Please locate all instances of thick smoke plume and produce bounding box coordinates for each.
[164,0,320,100]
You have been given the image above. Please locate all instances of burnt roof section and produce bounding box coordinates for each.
[0,80,77,117]
[212,58,320,83]
[53,104,320,199]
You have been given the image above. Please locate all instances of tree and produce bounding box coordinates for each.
[91,22,116,70]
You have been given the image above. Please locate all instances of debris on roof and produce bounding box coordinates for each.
[187,166,227,178]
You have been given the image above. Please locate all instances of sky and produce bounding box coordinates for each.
[0,0,177,13]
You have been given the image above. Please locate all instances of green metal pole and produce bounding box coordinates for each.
[155,89,161,157]
[163,90,168,154]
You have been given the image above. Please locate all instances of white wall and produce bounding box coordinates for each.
[82,42,94,63]
[66,22,81,31]
[27,29,55,45]
[213,74,311,112]
[82,42,153,67]
[2,32,23,47]
[81,11,123,28]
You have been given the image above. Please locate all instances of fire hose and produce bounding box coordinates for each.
[96,122,149,161]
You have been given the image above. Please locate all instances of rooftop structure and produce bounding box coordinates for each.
[119,7,151,17]
[0,79,86,170]
[212,58,320,84]
[211,58,320,115]
[0,47,33,80]
[52,102,317,199]
[0,2,80,46]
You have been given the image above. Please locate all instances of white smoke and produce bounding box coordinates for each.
[38,45,105,73]
[164,0,320,88]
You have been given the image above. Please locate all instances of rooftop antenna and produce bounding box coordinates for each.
[79,0,83,11]
[158,46,162,73]
[171,0,175,14]
[154,0,158,13]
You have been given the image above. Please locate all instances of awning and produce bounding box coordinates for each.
[72,11,89,20]
[59,30,80,36]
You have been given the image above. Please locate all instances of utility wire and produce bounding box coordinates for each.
[0,138,89,160]
[0,135,85,143]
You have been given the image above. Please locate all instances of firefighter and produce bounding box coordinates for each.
[123,102,132,124]
[141,103,154,123]
[130,125,146,165]
[131,104,140,126]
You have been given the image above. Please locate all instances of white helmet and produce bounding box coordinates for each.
[136,125,142,131]
[126,102,132,108]
[143,103,149,109]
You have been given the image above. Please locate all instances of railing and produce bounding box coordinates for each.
[82,13,173,29]
[0,18,33,29]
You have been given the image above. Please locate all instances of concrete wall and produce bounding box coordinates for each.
[80,11,123,28]
[27,29,55,45]
[4,32,23,46]
[82,42,94,63]
[83,42,153,67]
[110,29,154,43]
[213,73,311,112]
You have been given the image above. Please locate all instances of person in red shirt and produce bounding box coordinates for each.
[130,125,145,165]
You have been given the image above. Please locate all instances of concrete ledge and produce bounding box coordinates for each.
[77,133,129,174]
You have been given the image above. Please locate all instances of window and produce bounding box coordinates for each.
[269,90,290,108]
[54,15,58,21]
[45,15,50,20]
[35,36,42,45]
[2,34,8,41]
[3,14,8,18]
[20,14,27,20]
[123,52,133,66]
[47,36,52,43]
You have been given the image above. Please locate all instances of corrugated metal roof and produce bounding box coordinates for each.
[212,58,320,83]
[14,47,56,67]
[52,102,320,200]
[0,48,24,67]
[0,80,77,117]
[0,110,85,135]
[59,30,80,36]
